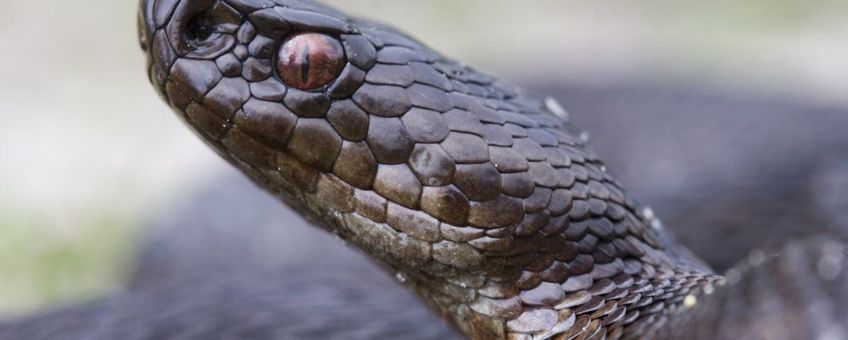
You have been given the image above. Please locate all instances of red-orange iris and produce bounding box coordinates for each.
[276,33,346,91]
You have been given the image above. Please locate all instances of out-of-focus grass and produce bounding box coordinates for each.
[0,0,845,319]
[0,1,217,317]
[0,210,136,317]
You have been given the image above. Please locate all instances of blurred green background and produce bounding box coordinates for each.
[0,0,845,318]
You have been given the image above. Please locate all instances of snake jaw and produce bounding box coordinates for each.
[140,1,721,339]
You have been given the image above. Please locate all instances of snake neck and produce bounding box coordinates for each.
[224,138,719,339]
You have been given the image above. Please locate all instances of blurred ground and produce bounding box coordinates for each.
[0,0,846,318]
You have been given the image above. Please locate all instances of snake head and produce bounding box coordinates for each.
[138,0,376,154]
[138,0,492,269]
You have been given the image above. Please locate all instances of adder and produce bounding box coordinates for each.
[136,0,848,339]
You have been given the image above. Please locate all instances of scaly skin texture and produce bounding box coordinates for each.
[138,1,722,338]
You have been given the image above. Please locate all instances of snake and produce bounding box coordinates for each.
[137,0,848,339]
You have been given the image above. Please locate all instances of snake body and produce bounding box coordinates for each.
[138,1,847,339]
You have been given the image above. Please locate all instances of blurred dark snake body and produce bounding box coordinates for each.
[138,1,848,339]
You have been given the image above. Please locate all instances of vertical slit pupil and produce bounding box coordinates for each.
[300,44,311,84]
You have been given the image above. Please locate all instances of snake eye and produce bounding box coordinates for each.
[276,33,346,91]
[185,15,216,44]
[168,1,240,59]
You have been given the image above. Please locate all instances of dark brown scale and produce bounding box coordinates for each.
[499,172,536,198]
[353,83,412,117]
[443,109,487,136]
[467,196,524,229]
[421,185,470,225]
[568,200,592,221]
[203,77,250,116]
[432,241,484,269]
[470,104,508,125]
[441,224,485,243]
[441,132,490,164]
[242,57,273,81]
[468,236,514,253]
[316,174,355,213]
[247,9,291,39]
[279,6,350,32]
[590,279,617,296]
[513,138,547,162]
[167,59,222,109]
[516,271,543,290]
[327,63,366,99]
[387,204,442,242]
[234,45,248,61]
[410,62,452,91]
[222,127,278,170]
[377,46,428,64]
[578,234,600,253]
[489,147,530,173]
[326,99,369,141]
[481,124,514,147]
[453,163,502,202]
[486,226,515,238]
[570,183,590,200]
[539,262,569,282]
[501,111,539,129]
[408,84,454,112]
[547,189,573,217]
[524,188,553,213]
[332,141,378,189]
[568,255,596,275]
[515,212,549,237]
[365,64,414,87]
[502,123,529,138]
[367,116,415,164]
[555,168,577,189]
[373,164,423,209]
[234,98,297,149]
[543,215,569,235]
[283,89,331,117]
[545,148,572,168]
[249,78,287,101]
[408,144,456,187]
[341,34,377,70]
[401,108,450,143]
[563,274,594,292]
[236,20,256,43]
[285,118,343,171]
[527,129,559,147]
[248,35,275,58]
[353,189,388,222]
[216,53,242,76]
[554,240,580,262]
[185,103,228,139]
